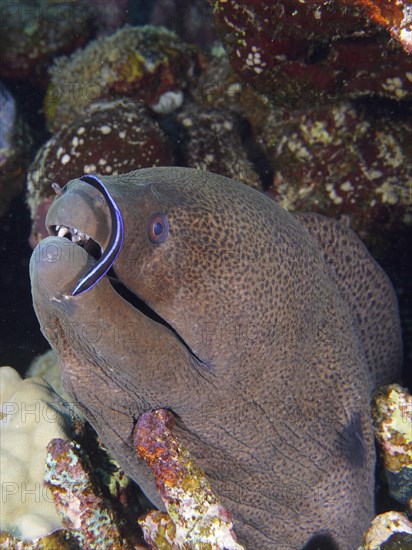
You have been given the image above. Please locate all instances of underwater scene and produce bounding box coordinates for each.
[0,1,411,549]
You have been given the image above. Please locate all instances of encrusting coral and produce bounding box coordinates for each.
[372,384,412,505]
[135,409,244,549]
[211,0,412,105]
[44,25,202,132]
[259,101,412,253]
[361,510,412,549]
[45,438,137,549]
[175,102,261,189]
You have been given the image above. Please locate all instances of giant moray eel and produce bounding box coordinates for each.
[30,167,402,549]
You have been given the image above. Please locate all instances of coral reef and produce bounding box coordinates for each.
[0,432,148,549]
[193,47,269,124]
[372,384,412,505]
[175,102,261,188]
[45,25,202,131]
[194,49,412,252]
[150,0,217,48]
[211,0,412,106]
[0,367,71,539]
[0,82,32,217]
[27,99,174,244]
[260,101,412,251]
[0,0,92,84]
[45,438,136,549]
[26,350,65,399]
[350,0,412,54]
[1,404,244,549]
[0,528,79,549]
[135,409,243,549]
[361,510,412,549]
[0,356,150,548]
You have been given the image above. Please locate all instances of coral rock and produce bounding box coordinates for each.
[0,82,32,217]
[261,101,412,253]
[350,0,412,54]
[0,367,71,540]
[45,438,135,549]
[135,409,244,549]
[0,0,91,83]
[0,528,78,549]
[361,511,412,549]
[45,25,202,131]
[193,48,270,129]
[372,384,412,505]
[212,0,412,106]
[175,102,262,189]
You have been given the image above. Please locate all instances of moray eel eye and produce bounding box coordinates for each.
[148,213,169,243]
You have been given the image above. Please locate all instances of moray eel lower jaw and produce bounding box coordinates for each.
[46,220,106,297]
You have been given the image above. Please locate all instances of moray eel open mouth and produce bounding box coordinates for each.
[52,223,91,244]
[48,224,102,260]
[46,175,124,296]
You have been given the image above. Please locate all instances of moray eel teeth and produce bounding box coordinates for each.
[53,224,91,243]
[48,174,125,297]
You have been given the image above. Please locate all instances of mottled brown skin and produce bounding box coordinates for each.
[30,167,402,549]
